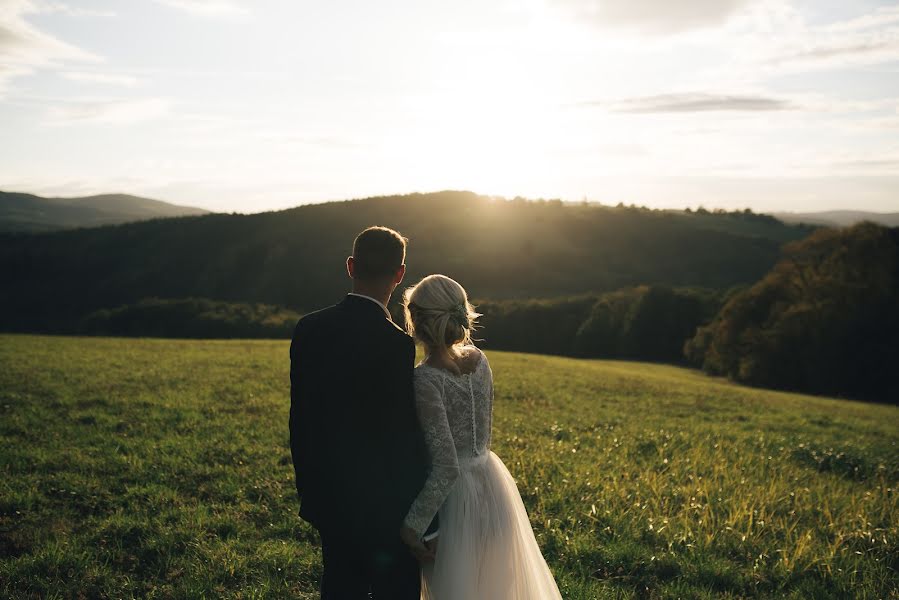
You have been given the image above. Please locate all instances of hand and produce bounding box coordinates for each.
[424,536,438,557]
[400,526,435,563]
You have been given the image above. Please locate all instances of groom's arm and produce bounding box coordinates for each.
[289,319,308,498]
[390,335,427,485]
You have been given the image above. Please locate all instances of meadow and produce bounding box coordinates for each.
[0,334,896,599]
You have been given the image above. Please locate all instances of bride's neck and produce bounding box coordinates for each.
[425,344,463,372]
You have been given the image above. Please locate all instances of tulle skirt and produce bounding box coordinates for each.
[421,451,563,600]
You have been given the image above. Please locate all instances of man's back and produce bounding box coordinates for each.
[289,294,428,542]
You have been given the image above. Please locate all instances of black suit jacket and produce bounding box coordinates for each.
[289,294,432,542]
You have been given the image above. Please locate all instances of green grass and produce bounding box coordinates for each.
[0,335,896,599]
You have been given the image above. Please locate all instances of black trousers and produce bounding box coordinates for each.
[319,529,421,600]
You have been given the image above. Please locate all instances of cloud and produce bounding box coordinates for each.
[770,38,899,69]
[593,92,796,113]
[551,0,755,34]
[63,71,142,86]
[29,2,115,17]
[254,131,364,149]
[740,3,899,72]
[152,0,248,18]
[826,156,899,175]
[0,0,98,96]
[820,6,899,34]
[45,98,171,125]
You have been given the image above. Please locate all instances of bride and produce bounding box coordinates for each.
[399,274,563,599]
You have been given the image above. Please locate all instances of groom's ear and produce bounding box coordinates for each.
[393,264,406,285]
[346,256,355,279]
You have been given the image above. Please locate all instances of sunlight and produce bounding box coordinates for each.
[1,0,897,210]
[379,19,611,196]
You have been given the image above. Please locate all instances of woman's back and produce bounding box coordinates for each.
[400,273,561,599]
[408,346,563,600]
[414,345,493,462]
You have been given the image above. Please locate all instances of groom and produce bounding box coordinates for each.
[289,226,435,599]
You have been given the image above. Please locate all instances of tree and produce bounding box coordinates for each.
[685,223,899,402]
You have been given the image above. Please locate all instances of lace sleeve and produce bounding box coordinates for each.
[403,372,460,537]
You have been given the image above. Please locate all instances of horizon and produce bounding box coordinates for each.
[6,186,899,217]
[2,1,899,213]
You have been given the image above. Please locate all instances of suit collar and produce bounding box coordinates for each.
[346,292,391,318]
[341,293,393,321]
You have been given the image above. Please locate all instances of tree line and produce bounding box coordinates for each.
[4,192,895,401]
[80,297,299,339]
[0,191,808,333]
[685,222,899,402]
[76,286,725,366]
[470,286,725,362]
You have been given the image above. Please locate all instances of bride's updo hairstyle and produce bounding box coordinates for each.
[403,274,480,351]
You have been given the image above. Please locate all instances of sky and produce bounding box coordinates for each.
[1,0,899,213]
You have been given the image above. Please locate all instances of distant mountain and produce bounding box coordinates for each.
[773,210,899,228]
[0,191,815,333]
[0,191,210,232]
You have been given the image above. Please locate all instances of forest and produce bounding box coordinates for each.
[0,191,805,331]
[685,223,899,402]
[3,191,896,401]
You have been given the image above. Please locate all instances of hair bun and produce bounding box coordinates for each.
[448,303,469,328]
[402,274,479,349]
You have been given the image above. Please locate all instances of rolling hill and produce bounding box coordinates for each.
[0,191,815,333]
[773,209,899,228]
[0,190,210,232]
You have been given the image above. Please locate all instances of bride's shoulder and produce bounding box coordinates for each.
[460,344,488,369]
[414,362,440,378]
[460,344,483,356]
[414,345,488,378]
[465,343,485,357]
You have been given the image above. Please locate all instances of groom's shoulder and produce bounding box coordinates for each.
[292,302,411,344]
[385,320,415,350]
[292,303,340,338]
[384,316,410,337]
[361,309,413,348]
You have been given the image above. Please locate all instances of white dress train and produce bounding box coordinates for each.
[403,347,562,600]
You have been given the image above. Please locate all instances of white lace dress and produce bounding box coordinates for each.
[403,347,563,600]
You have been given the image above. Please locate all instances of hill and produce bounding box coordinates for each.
[0,190,210,232]
[773,210,899,228]
[0,335,896,598]
[0,191,813,333]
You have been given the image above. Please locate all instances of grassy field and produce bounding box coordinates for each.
[0,334,897,599]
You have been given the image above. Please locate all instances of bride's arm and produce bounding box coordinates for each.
[403,373,460,538]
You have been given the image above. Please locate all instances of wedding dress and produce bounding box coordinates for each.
[403,346,563,600]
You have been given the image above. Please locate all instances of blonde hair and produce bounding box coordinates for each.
[403,274,480,351]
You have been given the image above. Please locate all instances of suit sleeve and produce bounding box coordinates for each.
[289,319,307,498]
[388,335,439,535]
[390,335,425,474]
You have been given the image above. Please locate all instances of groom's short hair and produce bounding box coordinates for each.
[352,226,407,280]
